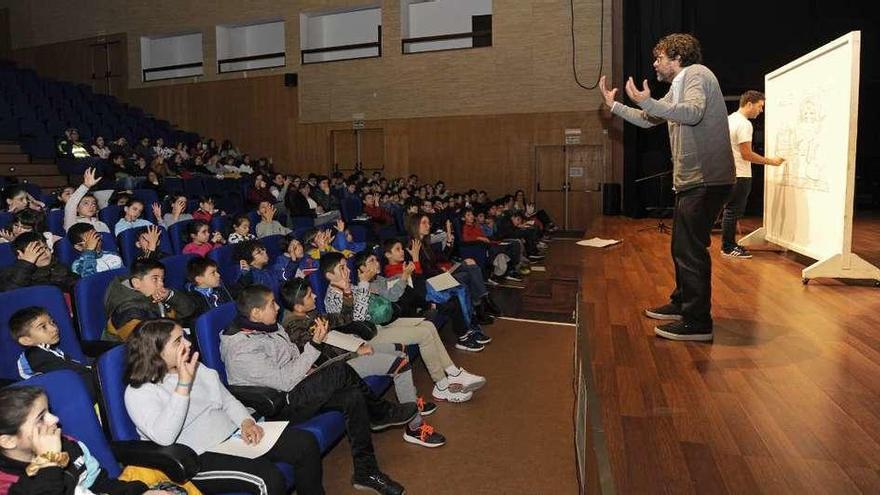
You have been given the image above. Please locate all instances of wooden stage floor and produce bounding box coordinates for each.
[575,214,880,494]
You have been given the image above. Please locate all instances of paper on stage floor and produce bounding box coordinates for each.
[576,237,621,248]
[323,330,365,352]
[427,271,460,291]
[207,421,289,459]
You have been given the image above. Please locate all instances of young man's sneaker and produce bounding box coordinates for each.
[432,385,473,403]
[486,276,501,287]
[472,329,492,344]
[371,403,419,431]
[403,423,446,448]
[722,246,753,259]
[528,254,546,261]
[643,303,683,321]
[352,471,406,495]
[417,397,438,416]
[455,332,485,352]
[447,367,487,392]
[654,320,713,342]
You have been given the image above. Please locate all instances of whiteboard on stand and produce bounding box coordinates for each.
[739,31,880,284]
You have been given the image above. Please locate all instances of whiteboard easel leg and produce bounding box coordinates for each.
[802,253,880,284]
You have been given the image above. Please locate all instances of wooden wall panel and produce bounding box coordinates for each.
[129,73,612,199]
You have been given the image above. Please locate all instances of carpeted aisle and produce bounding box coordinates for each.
[320,319,580,494]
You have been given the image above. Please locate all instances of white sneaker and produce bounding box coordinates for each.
[432,385,473,403]
[447,368,486,393]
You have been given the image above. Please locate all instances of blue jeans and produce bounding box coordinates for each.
[720,178,752,251]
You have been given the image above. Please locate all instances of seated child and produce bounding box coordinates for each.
[322,252,485,402]
[124,319,323,495]
[0,209,60,251]
[0,387,156,494]
[383,238,488,351]
[135,225,170,261]
[103,258,196,341]
[182,219,225,257]
[255,200,291,239]
[185,256,233,316]
[0,232,78,293]
[220,285,412,494]
[9,306,97,401]
[191,195,222,223]
[63,168,110,233]
[460,208,523,283]
[159,195,193,227]
[270,236,305,282]
[278,278,446,448]
[68,223,124,277]
[113,198,155,236]
[227,214,255,244]
[231,240,278,297]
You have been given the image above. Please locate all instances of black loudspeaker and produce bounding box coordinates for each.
[284,73,298,87]
[602,183,621,216]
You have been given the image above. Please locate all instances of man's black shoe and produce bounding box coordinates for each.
[352,471,406,495]
[371,403,418,431]
[654,320,713,342]
[643,303,683,321]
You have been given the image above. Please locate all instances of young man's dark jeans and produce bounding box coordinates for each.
[276,361,389,476]
[669,185,732,326]
[720,178,752,251]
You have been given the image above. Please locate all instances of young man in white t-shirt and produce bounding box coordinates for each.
[722,91,786,258]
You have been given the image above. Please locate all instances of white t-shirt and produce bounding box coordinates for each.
[728,111,753,178]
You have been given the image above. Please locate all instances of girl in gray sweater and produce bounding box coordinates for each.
[123,319,325,495]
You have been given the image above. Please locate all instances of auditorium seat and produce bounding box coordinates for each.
[0,285,88,381]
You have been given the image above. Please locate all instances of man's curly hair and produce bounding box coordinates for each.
[653,33,702,67]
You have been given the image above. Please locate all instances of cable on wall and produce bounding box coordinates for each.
[570,0,604,90]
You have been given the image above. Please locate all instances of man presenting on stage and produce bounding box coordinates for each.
[599,33,734,341]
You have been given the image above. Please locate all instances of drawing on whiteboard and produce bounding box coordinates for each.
[773,93,829,191]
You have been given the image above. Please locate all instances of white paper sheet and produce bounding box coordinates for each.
[576,237,621,248]
[323,330,366,352]
[206,421,290,459]
[427,271,460,291]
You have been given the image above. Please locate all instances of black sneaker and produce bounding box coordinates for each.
[417,397,438,416]
[352,471,406,495]
[455,332,485,352]
[403,422,446,448]
[654,320,713,342]
[472,329,492,344]
[528,254,546,261]
[643,303,683,321]
[371,403,419,431]
[722,246,753,259]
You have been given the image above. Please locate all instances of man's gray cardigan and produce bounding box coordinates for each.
[611,64,735,192]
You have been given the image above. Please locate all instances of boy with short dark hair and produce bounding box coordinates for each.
[9,306,98,400]
[0,232,78,293]
[231,239,279,297]
[185,256,233,316]
[67,222,124,277]
[103,258,196,341]
[221,285,413,494]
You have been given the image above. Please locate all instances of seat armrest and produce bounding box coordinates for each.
[111,440,199,483]
[228,385,286,419]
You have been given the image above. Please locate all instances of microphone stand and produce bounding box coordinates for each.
[635,170,673,234]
